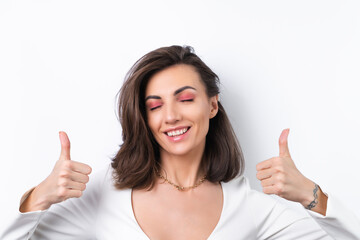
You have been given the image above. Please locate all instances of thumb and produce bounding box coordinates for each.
[59,131,71,160]
[279,128,291,157]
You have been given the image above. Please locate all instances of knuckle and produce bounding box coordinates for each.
[64,160,72,169]
[263,187,272,195]
[275,165,284,173]
[256,172,261,180]
[76,191,83,198]
[59,160,71,169]
[59,170,70,178]
[274,188,281,195]
[275,174,285,183]
[57,178,68,187]
[275,183,284,195]
[84,175,90,183]
[57,188,68,198]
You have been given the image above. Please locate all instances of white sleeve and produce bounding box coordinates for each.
[243,177,360,240]
[0,165,110,240]
[247,189,331,240]
[307,192,360,240]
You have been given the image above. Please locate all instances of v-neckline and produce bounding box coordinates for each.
[129,181,226,240]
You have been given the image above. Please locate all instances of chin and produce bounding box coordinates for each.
[162,147,192,156]
[161,141,203,157]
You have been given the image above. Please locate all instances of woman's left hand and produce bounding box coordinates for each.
[256,129,327,215]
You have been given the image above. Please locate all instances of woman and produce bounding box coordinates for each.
[2,45,359,239]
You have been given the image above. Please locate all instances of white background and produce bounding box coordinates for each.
[1,0,359,232]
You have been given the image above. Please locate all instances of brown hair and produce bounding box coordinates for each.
[111,45,244,190]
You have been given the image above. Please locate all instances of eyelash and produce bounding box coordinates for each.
[150,106,161,111]
[149,99,194,111]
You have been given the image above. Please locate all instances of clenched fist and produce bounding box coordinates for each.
[20,132,92,212]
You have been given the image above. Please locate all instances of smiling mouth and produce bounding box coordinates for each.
[165,127,190,137]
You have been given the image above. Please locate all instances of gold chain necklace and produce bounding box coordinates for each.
[157,172,207,191]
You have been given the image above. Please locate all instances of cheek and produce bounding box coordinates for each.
[191,105,211,133]
[199,104,211,134]
[200,116,210,134]
[147,113,162,135]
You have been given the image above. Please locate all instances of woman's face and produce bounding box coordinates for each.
[145,64,218,158]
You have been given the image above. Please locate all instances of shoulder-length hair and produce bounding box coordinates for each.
[111,45,244,190]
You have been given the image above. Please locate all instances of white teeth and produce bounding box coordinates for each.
[166,128,188,137]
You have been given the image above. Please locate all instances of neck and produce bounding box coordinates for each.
[159,144,206,188]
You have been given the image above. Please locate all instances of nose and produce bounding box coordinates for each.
[164,102,180,125]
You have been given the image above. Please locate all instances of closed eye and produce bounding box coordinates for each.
[147,102,162,111]
[150,105,161,111]
[180,99,194,102]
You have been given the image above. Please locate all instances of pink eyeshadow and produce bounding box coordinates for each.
[179,93,195,101]
[148,102,162,109]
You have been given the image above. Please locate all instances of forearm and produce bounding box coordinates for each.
[19,187,53,213]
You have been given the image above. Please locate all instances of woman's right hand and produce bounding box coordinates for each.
[19,131,92,213]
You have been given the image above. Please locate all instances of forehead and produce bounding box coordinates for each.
[145,64,206,96]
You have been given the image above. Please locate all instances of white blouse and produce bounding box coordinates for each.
[1,165,360,240]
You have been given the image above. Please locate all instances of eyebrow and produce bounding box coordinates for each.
[145,86,196,101]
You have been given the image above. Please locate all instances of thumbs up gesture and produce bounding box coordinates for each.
[20,132,92,212]
[256,129,316,207]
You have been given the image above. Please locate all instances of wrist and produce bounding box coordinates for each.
[304,183,319,210]
[299,180,328,216]
[299,178,318,208]
[19,186,51,213]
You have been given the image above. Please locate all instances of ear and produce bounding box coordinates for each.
[209,94,219,119]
